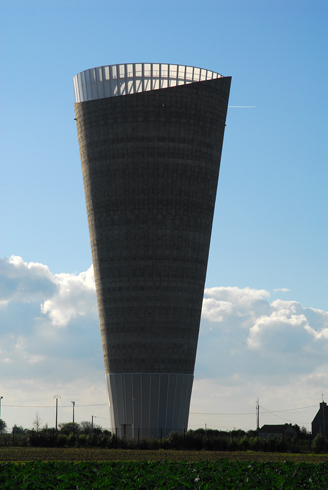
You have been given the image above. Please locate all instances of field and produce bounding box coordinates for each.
[1,448,327,489]
[0,447,328,463]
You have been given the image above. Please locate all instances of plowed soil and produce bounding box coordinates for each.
[0,447,327,464]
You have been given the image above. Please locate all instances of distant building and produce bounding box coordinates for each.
[312,401,328,437]
[258,424,297,438]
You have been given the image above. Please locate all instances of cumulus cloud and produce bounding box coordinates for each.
[0,256,327,431]
[0,255,97,327]
[0,256,101,384]
[202,287,271,328]
[198,287,328,377]
[0,256,56,305]
[41,265,96,326]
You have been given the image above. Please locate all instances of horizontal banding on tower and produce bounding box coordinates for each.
[74,63,231,435]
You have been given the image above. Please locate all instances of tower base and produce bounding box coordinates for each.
[106,373,193,438]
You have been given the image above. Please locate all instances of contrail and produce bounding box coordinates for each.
[228,105,255,108]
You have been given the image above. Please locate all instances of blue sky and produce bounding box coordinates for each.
[0,0,327,431]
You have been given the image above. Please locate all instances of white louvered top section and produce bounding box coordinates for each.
[73,63,223,103]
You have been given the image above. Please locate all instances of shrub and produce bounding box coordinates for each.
[313,434,327,453]
[67,433,76,446]
[86,433,99,447]
[185,432,203,451]
[137,437,151,450]
[57,434,67,447]
[240,435,250,451]
[167,431,182,450]
[78,434,87,446]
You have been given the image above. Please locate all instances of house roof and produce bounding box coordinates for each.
[259,424,295,433]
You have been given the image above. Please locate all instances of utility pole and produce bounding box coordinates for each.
[92,415,96,430]
[53,395,61,430]
[0,396,3,419]
[71,401,75,434]
[256,399,260,431]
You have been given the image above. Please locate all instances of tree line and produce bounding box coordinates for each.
[1,418,328,453]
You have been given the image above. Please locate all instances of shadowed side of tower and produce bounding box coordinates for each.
[74,64,231,437]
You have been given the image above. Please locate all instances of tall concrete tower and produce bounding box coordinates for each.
[73,63,231,437]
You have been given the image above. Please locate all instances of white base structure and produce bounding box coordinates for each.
[106,373,193,438]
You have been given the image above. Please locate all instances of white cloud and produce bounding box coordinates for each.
[0,255,56,305]
[202,287,271,329]
[305,325,328,340]
[0,256,102,429]
[198,287,328,379]
[41,265,96,326]
[0,256,327,431]
[0,255,97,328]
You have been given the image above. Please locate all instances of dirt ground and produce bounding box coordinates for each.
[0,447,327,464]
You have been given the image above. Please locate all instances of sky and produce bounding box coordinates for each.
[0,0,327,432]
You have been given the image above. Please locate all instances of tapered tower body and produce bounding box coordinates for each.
[73,63,231,437]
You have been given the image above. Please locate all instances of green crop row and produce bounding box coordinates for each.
[1,460,328,489]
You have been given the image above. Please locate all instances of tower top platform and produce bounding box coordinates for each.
[73,63,223,103]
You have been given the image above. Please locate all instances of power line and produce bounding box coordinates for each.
[3,403,318,416]
[259,405,312,425]
[188,424,234,429]
[190,404,318,417]
[190,412,254,416]
[260,405,317,413]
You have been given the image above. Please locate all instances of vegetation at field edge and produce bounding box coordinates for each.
[0,447,328,464]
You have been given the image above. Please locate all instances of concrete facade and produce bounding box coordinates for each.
[74,64,231,437]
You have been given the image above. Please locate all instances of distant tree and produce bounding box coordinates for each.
[93,427,102,435]
[80,421,102,433]
[33,412,42,432]
[0,419,7,433]
[247,430,258,438]
[13,424,25,434]
[80,421,93,433]
[59,422,80,434]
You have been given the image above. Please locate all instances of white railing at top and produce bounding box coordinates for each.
[73,63,223,103]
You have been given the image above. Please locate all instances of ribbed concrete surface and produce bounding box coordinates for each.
[75,76,231,432]
[106,373,193,437]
